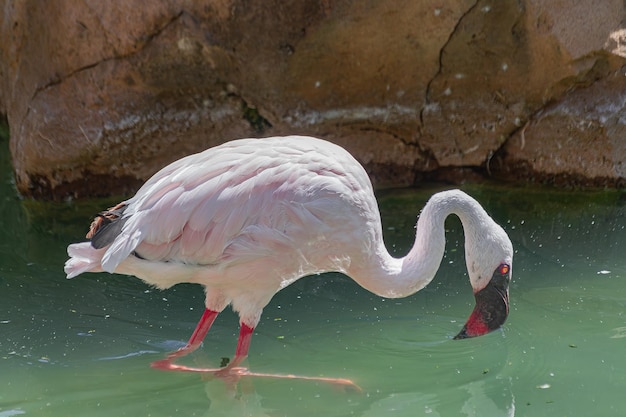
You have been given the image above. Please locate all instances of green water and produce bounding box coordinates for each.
[1,144,625,416]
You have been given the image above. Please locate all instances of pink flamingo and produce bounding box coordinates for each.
[65,136,512,385]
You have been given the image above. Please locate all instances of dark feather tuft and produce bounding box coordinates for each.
[87,202,128,249]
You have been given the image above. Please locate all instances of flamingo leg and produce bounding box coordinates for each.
[151,309,254,375]
[151,308,219,369]
[187,309,220,347]
[218,323,254,371]
[151,313,360,391]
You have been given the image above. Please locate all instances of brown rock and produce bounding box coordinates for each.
[493,62,626,187]
[1,0,625,199]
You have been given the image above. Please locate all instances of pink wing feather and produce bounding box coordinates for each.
[100,136,376,273]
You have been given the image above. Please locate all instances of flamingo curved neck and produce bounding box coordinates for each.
[348,190,491,299]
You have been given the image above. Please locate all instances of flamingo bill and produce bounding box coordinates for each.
[453,272,510,340]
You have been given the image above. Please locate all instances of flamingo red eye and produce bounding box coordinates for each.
[498,264,510,275]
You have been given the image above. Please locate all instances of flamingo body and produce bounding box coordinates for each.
[65,135,513,376]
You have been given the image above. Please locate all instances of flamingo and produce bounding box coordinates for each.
[65,135,512,384]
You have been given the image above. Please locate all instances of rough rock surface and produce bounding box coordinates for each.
[492,65,626,187]
[1,0,625,199]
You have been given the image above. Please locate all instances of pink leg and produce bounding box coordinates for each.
[178,308,219,355]
[152,318,360,391]
[151,308,219,369]
[219,323,254,371]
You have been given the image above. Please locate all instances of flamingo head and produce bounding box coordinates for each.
[454,262,511,339]
[454,217,513,340]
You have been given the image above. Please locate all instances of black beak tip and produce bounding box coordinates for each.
[453,327,470,340]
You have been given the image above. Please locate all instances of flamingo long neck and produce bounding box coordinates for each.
[348,190,488,298]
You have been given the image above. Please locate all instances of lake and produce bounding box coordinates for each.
[1,140,625,416]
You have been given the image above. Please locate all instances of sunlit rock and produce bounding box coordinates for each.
[0,0,625,199]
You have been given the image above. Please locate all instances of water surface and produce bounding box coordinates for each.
[1,144,625,416]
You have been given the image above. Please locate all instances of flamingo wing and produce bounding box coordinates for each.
[99,136,374,273]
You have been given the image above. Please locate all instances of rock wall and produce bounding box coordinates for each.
[1,0,625,199]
